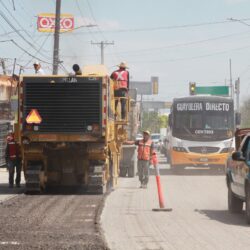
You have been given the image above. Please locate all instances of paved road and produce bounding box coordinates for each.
[102,154,250,250]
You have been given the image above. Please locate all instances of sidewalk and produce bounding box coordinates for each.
[0,168,24,203]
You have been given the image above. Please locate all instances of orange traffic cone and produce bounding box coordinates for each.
[152,152,172,212]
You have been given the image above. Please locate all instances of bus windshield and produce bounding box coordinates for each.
[172,99,234,141]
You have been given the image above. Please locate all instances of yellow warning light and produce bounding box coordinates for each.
[26,109,42,124]
[189,82,196,95]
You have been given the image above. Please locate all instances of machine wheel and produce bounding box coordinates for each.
[228,184,243,213]
[119,167,127,177]
[245,183,250,224]
[25,161,43,194]
[106,157,114,191]
[128,165,135,178]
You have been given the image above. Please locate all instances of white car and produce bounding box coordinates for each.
[136,134,143,141]
[151,133,161,151]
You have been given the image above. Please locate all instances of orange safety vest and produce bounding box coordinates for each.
[137,139,152,161]
[112,70,128,90]
[8,141,18,159]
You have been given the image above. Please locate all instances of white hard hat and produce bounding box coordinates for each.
[33,61,40,65]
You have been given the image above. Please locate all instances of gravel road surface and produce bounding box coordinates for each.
[0,190,109,250]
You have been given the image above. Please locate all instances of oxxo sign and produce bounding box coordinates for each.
[37,13,74,32]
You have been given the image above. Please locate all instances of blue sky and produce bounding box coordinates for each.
[1,0,250,102]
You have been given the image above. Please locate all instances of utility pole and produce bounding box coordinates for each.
[229,59,234,99]
[91,41,114,64]
[52,0,61,75]
[235,77,241,128]
[0,59,7,75]
[235,77,240,113]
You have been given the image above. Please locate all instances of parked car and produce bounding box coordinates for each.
[151,133,161,151]
[136,134,143,141]
[226,128,250,224]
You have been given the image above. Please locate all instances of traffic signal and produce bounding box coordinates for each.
[189,82,196,95]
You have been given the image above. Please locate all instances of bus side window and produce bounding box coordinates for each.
[242,137,250,158]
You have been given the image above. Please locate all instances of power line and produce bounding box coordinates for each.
[0,29,25,36]
[0,0,33,39]
[85,0,106,40]
[16,0,37,27]
[85,0,119,64]
[129,44,250,64]
[91,41,114,64]
[72,18,250,35]
[75,0,99,42]
[0,9,51,60]
[105,31,250,57]
[17,34,52,62]
[60,30,250,59]
[7,39,52,65]
[24,34,52,67]
[74,0,100,60]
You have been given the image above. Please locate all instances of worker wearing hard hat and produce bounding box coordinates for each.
[110,62,129,120]
[125,130,154,188]
[33,61,45,75]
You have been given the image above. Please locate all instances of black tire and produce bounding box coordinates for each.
[245,183,250,224]
[128,165,135,178]
[119,167,127,177]
[228,184,243,213]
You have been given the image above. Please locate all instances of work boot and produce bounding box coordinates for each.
[9,183,13,188]
[16,183,21,188]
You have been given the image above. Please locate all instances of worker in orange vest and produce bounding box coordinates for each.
[110,62,129,120]
[5,133,22,188]
[126,130,154,188]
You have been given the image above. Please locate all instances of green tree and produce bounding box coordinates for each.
[141,111,168,133]
[241,98,250,127]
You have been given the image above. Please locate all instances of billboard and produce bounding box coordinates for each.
[130,81,152,95]
[152,76,159,94]
[130,76,159,95]
[142,101,172,110]
[37,13,74,33]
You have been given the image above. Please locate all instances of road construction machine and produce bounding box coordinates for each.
[15,65,129,193]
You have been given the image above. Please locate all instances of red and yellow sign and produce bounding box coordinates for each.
[37,13,74,33]
[26,109,42,124]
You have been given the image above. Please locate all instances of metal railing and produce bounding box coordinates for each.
[0,122,10,167]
